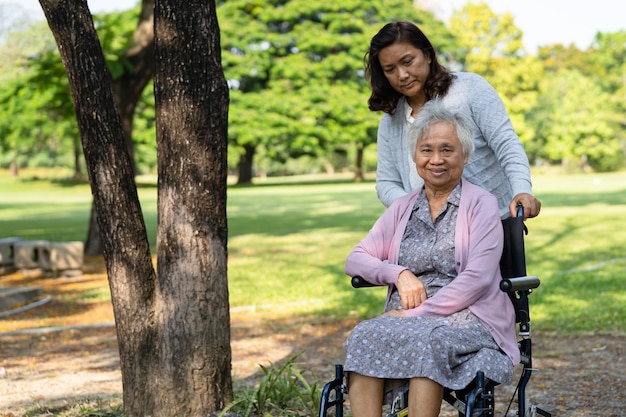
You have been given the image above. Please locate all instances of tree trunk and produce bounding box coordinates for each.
[72,137,83,180]
[39,1,158,417]
[43,0,232,414]
[84,0,155,255]
[237,143,255,184]
[83,204,103,256]
[9,159,18,178]
[354,142,364,182]
[153,0,232,415]
[112,0,155,176]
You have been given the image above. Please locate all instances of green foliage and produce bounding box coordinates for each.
[488,54,543,156]
[537,43,588,75]
[92,6,142,79]
[218,0,457,178]
[449,1,524,74]
[532,69,624,171]
[448,4,543,164]
[0,6,145,174]
[449,3,625,172]
[2,2,625,177]
[586,31,626,97]
[0,21,77,169]
[221,353,321,417]
[132,82,158,174]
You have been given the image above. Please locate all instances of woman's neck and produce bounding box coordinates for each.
[424,185,456,221]
[406,95,427,116]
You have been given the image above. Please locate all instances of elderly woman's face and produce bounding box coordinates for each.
[413,121,468,191]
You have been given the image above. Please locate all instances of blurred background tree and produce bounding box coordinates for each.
[218,0,456,183]
[0,0,624,181]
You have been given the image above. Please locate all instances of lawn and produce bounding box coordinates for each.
[1,170,625,334]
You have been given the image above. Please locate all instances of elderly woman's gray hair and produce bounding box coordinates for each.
[407,99,475,159]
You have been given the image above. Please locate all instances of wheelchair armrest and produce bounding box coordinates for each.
[351,275,379,288]
[354,274,540,291]
[500,276,540,292]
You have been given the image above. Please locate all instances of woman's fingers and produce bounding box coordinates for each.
[397,269,426,309]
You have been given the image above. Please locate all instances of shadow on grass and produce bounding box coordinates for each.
[38,174,369,189]
[230,177,373,188]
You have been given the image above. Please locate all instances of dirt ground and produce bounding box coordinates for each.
[1,316,624,417]
[0,267,624,416]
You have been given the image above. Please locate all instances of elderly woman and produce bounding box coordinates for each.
[343,99,518,417]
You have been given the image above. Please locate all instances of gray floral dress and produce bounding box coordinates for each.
[344,185,514,390]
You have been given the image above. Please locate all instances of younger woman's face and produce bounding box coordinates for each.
[378,42,431,99]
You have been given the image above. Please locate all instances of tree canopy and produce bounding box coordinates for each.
[218,0,457,182]
[1,1,624,177]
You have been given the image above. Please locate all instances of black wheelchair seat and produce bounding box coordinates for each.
[319,207,552,417]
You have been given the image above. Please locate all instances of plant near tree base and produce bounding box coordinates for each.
[221,353,321,417]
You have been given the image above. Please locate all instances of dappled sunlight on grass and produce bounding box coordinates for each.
[530,262,625,333]
[228,225,389,319]
[3,171,625,334]
[227,182,383,236]
[523,208,625,279]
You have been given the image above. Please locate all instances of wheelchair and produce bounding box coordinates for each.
[319,207,552,417]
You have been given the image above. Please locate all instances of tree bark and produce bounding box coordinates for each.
[84,0,155,255]
[83,204,103,256]
[70,136,84,180]
[153,0,232,415]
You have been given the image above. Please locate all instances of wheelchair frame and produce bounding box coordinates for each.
[319,207,551,417]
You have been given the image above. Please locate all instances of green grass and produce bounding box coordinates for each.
[22,397,124,417]
[2,170,625,334]
[519,172,626,333]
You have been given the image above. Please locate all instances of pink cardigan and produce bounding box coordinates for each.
[345,179,519,364]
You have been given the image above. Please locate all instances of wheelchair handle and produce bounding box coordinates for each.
[516,203,524,219]
[500,275,540,292]
[351,275,378,288]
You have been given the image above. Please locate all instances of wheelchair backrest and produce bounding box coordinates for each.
[500,214,527,279]
[499,210,531,324]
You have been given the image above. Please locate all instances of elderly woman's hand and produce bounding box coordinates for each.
[396,269,427,310]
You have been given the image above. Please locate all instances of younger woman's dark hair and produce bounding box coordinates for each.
[364,20,454,114]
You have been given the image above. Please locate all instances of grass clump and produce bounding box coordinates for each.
[22,397,124,417]
[222,353,321,417]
